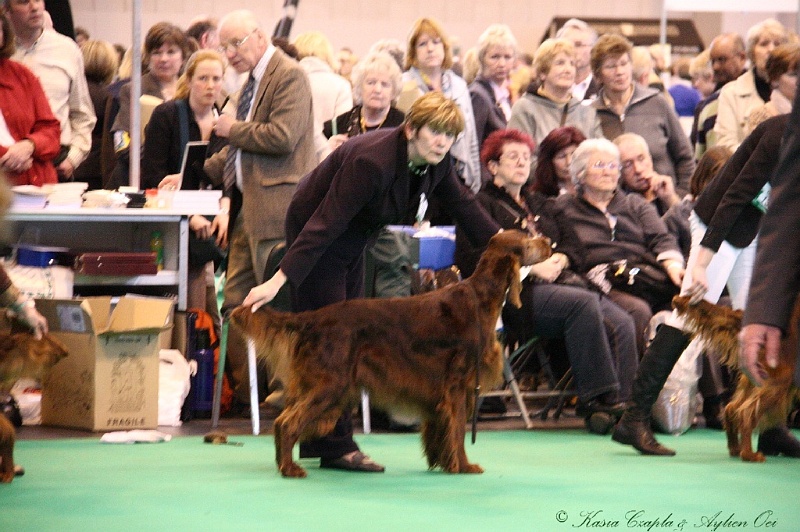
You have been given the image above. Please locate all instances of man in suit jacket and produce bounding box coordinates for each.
[210,9,316,410]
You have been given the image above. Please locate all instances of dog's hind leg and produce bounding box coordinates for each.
[274,388,348,478]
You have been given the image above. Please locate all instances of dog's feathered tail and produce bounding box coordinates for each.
[672,295,742,367]
[229,306,298,387]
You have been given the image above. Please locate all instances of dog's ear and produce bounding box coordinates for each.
[507,258,522,308]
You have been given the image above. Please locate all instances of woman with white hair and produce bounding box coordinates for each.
[714,18,788,151]
[508,38,601,149]
[555,138,684,357]
[469,24,517,146]
[321,51,405,156]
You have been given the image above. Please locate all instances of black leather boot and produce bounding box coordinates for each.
[757,426,800,457]
[612,325,691,456]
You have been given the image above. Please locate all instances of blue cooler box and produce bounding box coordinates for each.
[387,225,455,270]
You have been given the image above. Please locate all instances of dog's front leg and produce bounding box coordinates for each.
[434,385,483,474]
[0,415,15,483]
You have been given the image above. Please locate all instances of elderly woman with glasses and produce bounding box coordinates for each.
[554,138,684,358]
[590,34,695,198]
[455,129,637,425]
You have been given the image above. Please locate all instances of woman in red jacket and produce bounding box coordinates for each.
[0,16,60,187]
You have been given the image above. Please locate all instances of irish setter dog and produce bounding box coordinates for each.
[0,331,68,482]
[231,230,551,477]
[673,295,800,462]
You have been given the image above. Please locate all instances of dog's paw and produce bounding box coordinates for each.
[280,461,308,478]
[741,450,766,463]
[460,463,484,474]
[0,472,13,483]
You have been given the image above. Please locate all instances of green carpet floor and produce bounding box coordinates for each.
[1,429,798,531]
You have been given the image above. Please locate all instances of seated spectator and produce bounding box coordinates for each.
[0,15,60,186]
[614,133,680,216]
[554,138,684,355]
[456,129,637,419]
[530,126,586,197]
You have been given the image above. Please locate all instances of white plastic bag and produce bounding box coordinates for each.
[652,337,703,435]
[158,349,192,427]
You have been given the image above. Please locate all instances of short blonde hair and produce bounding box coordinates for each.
[404,91,464,137]
[689,49,712,79]
[534,38,575,79]
[630,46,653,82]
[293,31,337,70]
[746,18,788,62]
[174,50,225,100]
[405,17,453,71]
[81,40,119,85]
[351,51,403,104]
[476,24,517,67]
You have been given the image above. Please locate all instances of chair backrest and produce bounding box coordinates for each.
[264,242,291,311]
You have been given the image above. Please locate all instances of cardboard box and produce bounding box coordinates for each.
[37,296,174,431]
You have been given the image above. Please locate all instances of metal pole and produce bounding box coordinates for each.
[129,0,142,189]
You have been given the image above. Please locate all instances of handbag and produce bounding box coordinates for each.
[603,256,678,308]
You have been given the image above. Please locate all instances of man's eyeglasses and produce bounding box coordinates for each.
[218,29,257,55]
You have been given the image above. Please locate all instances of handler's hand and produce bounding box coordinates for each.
[243,270,287,312]
[739,323,781,386]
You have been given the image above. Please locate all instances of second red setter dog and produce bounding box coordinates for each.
[673,295,800,462]
[231,230,551,477]
[0,332,68,482]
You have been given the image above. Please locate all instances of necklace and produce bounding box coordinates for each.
[360,109,388,133]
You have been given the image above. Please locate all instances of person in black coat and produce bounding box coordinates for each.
[456,128,636,420]
[243,92,501,473]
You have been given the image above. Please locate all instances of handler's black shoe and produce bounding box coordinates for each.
[320,451,385,472]
[757,426,800,457]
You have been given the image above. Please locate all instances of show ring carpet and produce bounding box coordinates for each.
[1,429,798,531]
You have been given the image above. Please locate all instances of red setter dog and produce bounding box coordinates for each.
[673,295,800,462]
[0,332,68,482]
[231,230,551,477]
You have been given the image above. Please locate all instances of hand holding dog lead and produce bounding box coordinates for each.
[243,270,287,312]
[739,323,781,386]
[17,302,48,340]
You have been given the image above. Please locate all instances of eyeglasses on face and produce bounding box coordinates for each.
[589,160,620,171]
[218,29,257,54]
[499,152,532,164]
